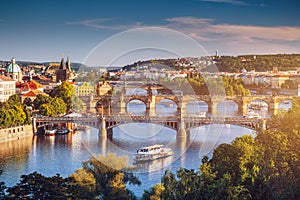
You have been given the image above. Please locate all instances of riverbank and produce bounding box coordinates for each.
[0,125,33,143]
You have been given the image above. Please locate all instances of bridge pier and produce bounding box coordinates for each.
[99,117,107,137]
[120,93,126,113]
[177,117,189,137]
[149,96,156,116]
[32,117,37,134]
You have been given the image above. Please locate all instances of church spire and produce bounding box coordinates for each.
[59,57,65,70]
[66,56,71,71]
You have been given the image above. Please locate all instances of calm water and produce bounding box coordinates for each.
[0,101,291,197]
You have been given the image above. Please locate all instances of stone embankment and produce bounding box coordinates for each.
[0,125,33,142]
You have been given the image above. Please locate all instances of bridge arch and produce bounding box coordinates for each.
[105,121,178,133]
[216,100,239,116]
[185,99,209,114]
[127,99,147,115]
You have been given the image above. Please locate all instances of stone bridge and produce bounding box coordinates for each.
[90,93,294,116]
[33,115,265,138]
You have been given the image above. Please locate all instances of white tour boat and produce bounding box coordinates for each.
[243,110,261,119]
[134,144,174,162]
[44,128,57,136]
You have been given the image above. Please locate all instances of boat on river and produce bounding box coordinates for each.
[56,127,69,135]
[44,128,57,136]
[243,110,261,119]
[134,144,174,162]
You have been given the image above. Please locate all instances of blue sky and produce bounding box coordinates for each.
[0,0,300,65]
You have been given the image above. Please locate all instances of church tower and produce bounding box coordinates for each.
[5,57,22,82]
[56,57,72,82]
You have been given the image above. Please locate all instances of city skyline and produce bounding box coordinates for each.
[1,0,300,66]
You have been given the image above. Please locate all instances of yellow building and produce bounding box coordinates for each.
[75,82,95,96]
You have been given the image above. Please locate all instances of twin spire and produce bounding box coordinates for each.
[59,56,71,71]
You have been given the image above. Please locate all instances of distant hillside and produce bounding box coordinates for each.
[122,54,300,72]
[122,59,176,71]
[215,54,300,72]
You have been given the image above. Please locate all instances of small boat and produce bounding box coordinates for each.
[44,128,57,136]
[134,144,174,162]
[283,100,289,104]
[248,102,267,110]
[243,110,261,119]
[56,127,69,135]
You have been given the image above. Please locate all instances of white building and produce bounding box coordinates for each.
[0,75,16,102]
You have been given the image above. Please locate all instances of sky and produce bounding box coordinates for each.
[0,0,300,66]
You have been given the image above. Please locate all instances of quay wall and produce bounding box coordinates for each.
[0,125,33,143]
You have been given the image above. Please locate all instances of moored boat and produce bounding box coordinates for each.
[56,127,69,135]
[44,128,57,136]
[134,144,174,162]
[243,110,261,119]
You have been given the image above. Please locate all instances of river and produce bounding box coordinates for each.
[0,100,291,197]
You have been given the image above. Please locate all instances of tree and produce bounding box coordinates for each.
[0,170,6,199]
[39,103,55,116]
[6,172,93,199]
[7,94,21,106]
[51,81,76,111]
[0,107,13,128]
[71,96,83,111]
[142,183,165,200]
[23,97,33,107]
[71,153,141,200]
[50,97,67,115]
[10,105,27,125]
[33,94,51,110]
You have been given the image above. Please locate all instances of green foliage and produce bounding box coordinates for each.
[215,54,300,72]
[71,153,141,200]
[7,94,21,106]
[71,96,83,111]
[6,172,93,199]
[150,99,300,200]
[142,183,165,200]
[23,97,33,107]
[37,97,66,117]
[0,95,29,128]
[51,81,76,111]
[33,94,52,110]
[188,76,250,96]
[0,170,6,199]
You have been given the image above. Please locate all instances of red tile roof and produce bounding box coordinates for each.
[16,80,43,91]
[0,75,14,81]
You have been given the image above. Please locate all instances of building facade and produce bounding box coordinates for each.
[75,82,95,96]
[0,75,16,102]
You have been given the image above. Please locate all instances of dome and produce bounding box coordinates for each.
[6,57,22,73]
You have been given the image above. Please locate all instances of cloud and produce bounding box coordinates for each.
[164,16,300,54]
[165,17,300,42]
[67,18,144,31]
[67,16,300,55]
[199,0,249,6]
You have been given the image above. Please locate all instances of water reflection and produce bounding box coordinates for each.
[0,123,255,197]
[186,100,208,114]
[217,100,238,117]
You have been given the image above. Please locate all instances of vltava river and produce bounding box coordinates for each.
[0,124,254,197]
[0,100,291,197]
